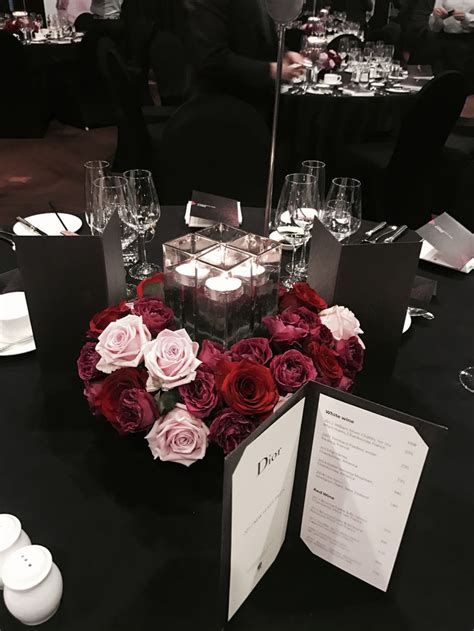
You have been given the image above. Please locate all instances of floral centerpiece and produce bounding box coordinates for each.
[4,13,38,36]
[78,279,364,467]
[318,49,342,72]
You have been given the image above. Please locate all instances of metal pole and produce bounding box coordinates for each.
[264,23,286,237]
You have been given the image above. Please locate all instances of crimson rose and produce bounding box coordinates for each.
[306,341,344,386]
[264,306,320,348]
[77,342,101,382]
[279,282,327,313]
[88,302,131,338]
[179,365,220,419]
[216,360,279,417]
[132,297,174,336]
[229,337,273,365]
[335,337,364,377]
[98,368,157,433]
[198,340,229,371]
[136,272,165,299]
[84,381,103,416]
[270,349,317,394]
[209,408,261,455]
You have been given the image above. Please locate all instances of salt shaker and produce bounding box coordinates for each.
[0,515,31,589]
[2,545,63,625]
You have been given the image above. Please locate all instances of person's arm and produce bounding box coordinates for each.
[429,0,447,31]
[455,4,474,29]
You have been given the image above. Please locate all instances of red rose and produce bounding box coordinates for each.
[136,272,165,299]
[216,360,279,417]
[132,297,174,336]
[306,341,343,386]
[88,302,131,338]
[335,337,364,377]
[279,282,328,313]
[98,368,157,433]
[209,408,261,455]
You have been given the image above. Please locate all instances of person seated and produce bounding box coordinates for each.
[74,0,125,38]
[185,0,305,111]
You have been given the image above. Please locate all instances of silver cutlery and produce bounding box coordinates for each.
[0,335,33,353]
[361,221,387,242]
[382,225,407,243]
[0,235,15,251]
[368,224,398,243]
[408,307,435,320]
[16,216,48,236]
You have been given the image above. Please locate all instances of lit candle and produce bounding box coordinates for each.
[235,262,267,287]
[175,261,209,288]
[205,275,243,302]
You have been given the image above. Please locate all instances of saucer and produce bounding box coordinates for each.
[0,336,36,357]
[13,213,82,236]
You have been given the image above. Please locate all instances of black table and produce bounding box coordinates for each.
[24,40,81,69]
[0,207,473,631]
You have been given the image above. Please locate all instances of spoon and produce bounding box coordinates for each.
[0,235,15,251]
[369,225,398,243]
[408,307,435,320]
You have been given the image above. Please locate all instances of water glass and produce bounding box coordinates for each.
[123,169,161,281]
[84,160,109,233]
[321,200,352,241]
[326,177,362,235]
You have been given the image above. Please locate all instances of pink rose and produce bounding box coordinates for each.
[95,314,151,374]
[145,404,209,467]
[319,306,365,348]
[143,329,201,391]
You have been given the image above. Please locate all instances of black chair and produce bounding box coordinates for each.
[149,30,190,106]
[155,95,271,206]
[97,37,164,172]
[328,34,363,53]
[340,71,467,227]
[0,31,49,138]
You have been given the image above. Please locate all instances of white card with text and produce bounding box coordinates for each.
[300,394,428,591]
[228,398,305,620]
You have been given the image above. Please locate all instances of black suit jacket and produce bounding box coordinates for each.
[329,0,373,23]
[186,0,278,100]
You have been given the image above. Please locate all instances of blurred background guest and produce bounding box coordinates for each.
[429,0,474,91]
[329,0,374,25]
[399,0,437,62]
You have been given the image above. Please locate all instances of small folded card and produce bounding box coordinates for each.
[340,89,375,97]
[417,213,474,274]
[185,191,242,228]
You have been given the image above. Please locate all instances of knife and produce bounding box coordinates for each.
[16,216,48,236]
[383,225,407,243]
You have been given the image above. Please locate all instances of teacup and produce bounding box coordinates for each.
[323,73,342,85]
[0,292,32,344]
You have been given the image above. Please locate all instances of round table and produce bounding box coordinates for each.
[23,40,81,69]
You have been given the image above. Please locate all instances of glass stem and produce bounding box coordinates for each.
[300,235,308,267]
[138,232,147,264]
[290,245,296,277]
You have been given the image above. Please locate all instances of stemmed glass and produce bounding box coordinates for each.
[321,200,352,241]
[123,169,161,281]
[326,177,362,236]
[300,34,325,88]
[459,367,474,393]
[84,160,110,234]
[296,160,326,276]
[276,173,316,289]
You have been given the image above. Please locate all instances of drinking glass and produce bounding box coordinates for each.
[276,173,315,288]
[300,34,325,87]
[321,200,352,241]
[383,45,395,62]
[123,169,161,281]
[326,177,362,235]
[301,160,326,211]
[459,366,474,393]
[84,160,110,234]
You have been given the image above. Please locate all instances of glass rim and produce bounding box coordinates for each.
[285,172,317,184]
[301,160,326,169]
[92,175,128,189]
[123,169,153,179]
[331,177,362,189]
[84,160,110,169]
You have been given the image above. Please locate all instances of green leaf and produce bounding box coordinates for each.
[155,389,179,416]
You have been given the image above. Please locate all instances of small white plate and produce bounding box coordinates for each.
[402,311,411,334]
[0,336,36,357]
[13,213,82,236]
[386,87,411,94]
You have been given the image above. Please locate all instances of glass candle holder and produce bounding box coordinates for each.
[228,233,282,334]
[195,245,253,347]
[162,234,217,336]
[197,223,248,244]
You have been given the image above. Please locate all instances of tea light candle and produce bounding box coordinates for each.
[2,545,63,626]
[0,515,31,589]
[235,263,267,287]
[175,261,209,288]
[205,275,243,302]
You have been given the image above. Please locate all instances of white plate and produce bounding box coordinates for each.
[386,87,411,94]
[0,336,36,357]
[13,213,82,236]
[403,311,411,334]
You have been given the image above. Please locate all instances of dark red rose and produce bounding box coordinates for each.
[179,365,220,419]
[309,323,335,348]
[88,302,131,338]
[77,342,101,382]
[306,341,344,386]
[279,282,327,313]
[216,360,279,417]
[98,368,157,433]
[198,340,229,371]
[209,408,261,455]
[264,306,320,348]
[335,337,364,376]
[136,272,165,299]
[132,297,174,336]
[84,381,103,416]
[229,337,273,365]
[270,349,317,394]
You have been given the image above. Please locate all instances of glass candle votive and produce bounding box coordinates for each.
[195,244,253,347]
[197,223,248,244]
[162,234,216,336]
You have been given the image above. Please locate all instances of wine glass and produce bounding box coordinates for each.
[326,177,362,236]
[321,200,352,241]
[84,160,110,234]
[300,34,325,87]
[123,169,161,281]
[301,160,326,212]
[459,367,474,393]
[276,173,315,288]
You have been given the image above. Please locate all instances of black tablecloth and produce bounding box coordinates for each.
[24,41,81,69]
[0,207,473,631]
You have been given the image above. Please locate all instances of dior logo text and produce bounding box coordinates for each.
[257,448,282,476]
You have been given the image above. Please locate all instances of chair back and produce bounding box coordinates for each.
[98,37,152,172]
[149,30,190,106]
[156,95,271,206]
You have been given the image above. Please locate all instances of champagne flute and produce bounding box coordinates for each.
[123,169,161,281]
[326,177,362,236]
[459,366,474,393]
[84,160,110,234]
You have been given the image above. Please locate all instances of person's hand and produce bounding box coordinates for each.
[453,10,466,20]
[434,6,449,18]
[270,52,306,82]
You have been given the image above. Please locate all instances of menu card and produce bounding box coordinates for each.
[221,384,446,622]
[417,213,474,273]
[185,191,242,228]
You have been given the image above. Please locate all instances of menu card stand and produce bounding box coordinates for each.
[15,213,126,390]
[307,218,422,375]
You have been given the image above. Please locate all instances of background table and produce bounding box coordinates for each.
[0,207,473,630]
